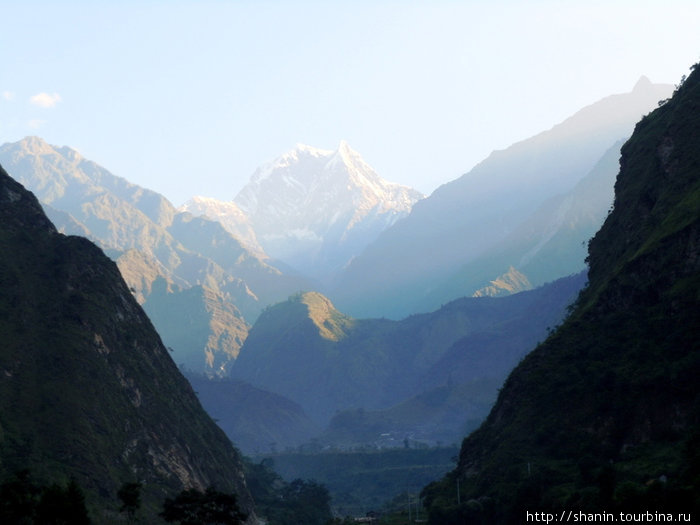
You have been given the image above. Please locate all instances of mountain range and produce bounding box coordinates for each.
[422,65,700,522]
[229,274,584,447]
[0,71,688,520]
[0,79,672,379]
[185,373,320,456]
[0,137,424,377]
[331,77,673,318]
[0,59,694,523]
[0,137,311,375]
[425,137,626,305]
[0,163,255,520]
[184,140,424,282]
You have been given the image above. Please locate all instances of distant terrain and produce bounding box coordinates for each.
[423,64,700,523]
[229,274,585,448]
[331,78,673,318]
[0,64,692,524]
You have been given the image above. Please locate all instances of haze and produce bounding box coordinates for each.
[1,1,699,205]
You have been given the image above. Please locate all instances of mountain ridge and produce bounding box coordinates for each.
[0,137,312,376]
[422,64,700,523]
[231,140,424,280]
[331,79,673,318]
[427,137,625,306]
[0,163,255,520]
[231,273,584,438]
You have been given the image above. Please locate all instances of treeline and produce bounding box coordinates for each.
[244,458,333,525]
[254,446,459,516]
[0,470,90,524]
[0,467,334,525]
[0,470,249,524]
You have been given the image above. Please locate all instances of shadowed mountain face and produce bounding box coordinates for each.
[184,373,320,456]
[425,138,626,308]
[0,137,311,376]
[231,274,585,439]
[331,79,673,319]
[0,165,254,519]
[422,66,700,523]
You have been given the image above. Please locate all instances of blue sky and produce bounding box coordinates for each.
[1,1,699,206]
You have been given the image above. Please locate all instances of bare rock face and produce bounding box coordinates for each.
[180,196,264,256]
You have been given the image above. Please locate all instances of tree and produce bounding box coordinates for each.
[276,479,332,525]
[161,487,247,525]
[0,471,90,524]
[35,479,91,525]
[0,470,40,524]
[118,481,142,523]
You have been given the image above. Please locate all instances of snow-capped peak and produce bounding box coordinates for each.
[251,144,332,185]
[231,141,424,279]
[326,140,359,171]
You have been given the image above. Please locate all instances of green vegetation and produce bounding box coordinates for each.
[421,63,700,523]
[0,165,253,519]
[254,447,459,517]
[117,481,142,523]
[161,487,248,525]
[0,470,91,524]
[232,275,583,434]
[244,458,333,525]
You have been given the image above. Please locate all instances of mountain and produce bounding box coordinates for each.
[185,374,320,456]
[231,274,583,436]
[422,65,700,522]
[179,196,263,256]
[0,137,311,375]
[0,164,255,520]
[332,78,673,319]
[428,138,625,307]
[471,266,533,298]
[321,378,501,449]
[143,282,249,375]
[230,141,424,280]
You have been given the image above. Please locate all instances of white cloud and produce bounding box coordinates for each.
[29,92,62,108]
[2,91,15,101]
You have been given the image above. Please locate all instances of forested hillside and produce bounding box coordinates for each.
[0,165,254,521]
[422,64,700,524]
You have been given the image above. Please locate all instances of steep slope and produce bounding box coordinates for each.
[185,374,320,456]
[0,137,311,374]
[423,65,700,523]
[232,141,424,280]
[166,211,304,315]
[231,275,583,430]
[321,379,501,448]
[179,195,263,256]
[143,282,249,375]
[333,79,673,318]
[0,165,254,520]
[431,138,624,306]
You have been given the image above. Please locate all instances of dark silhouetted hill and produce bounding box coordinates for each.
[422,65,700,523]
[0,165,254,521]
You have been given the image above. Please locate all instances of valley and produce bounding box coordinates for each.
[0,57,697,524]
